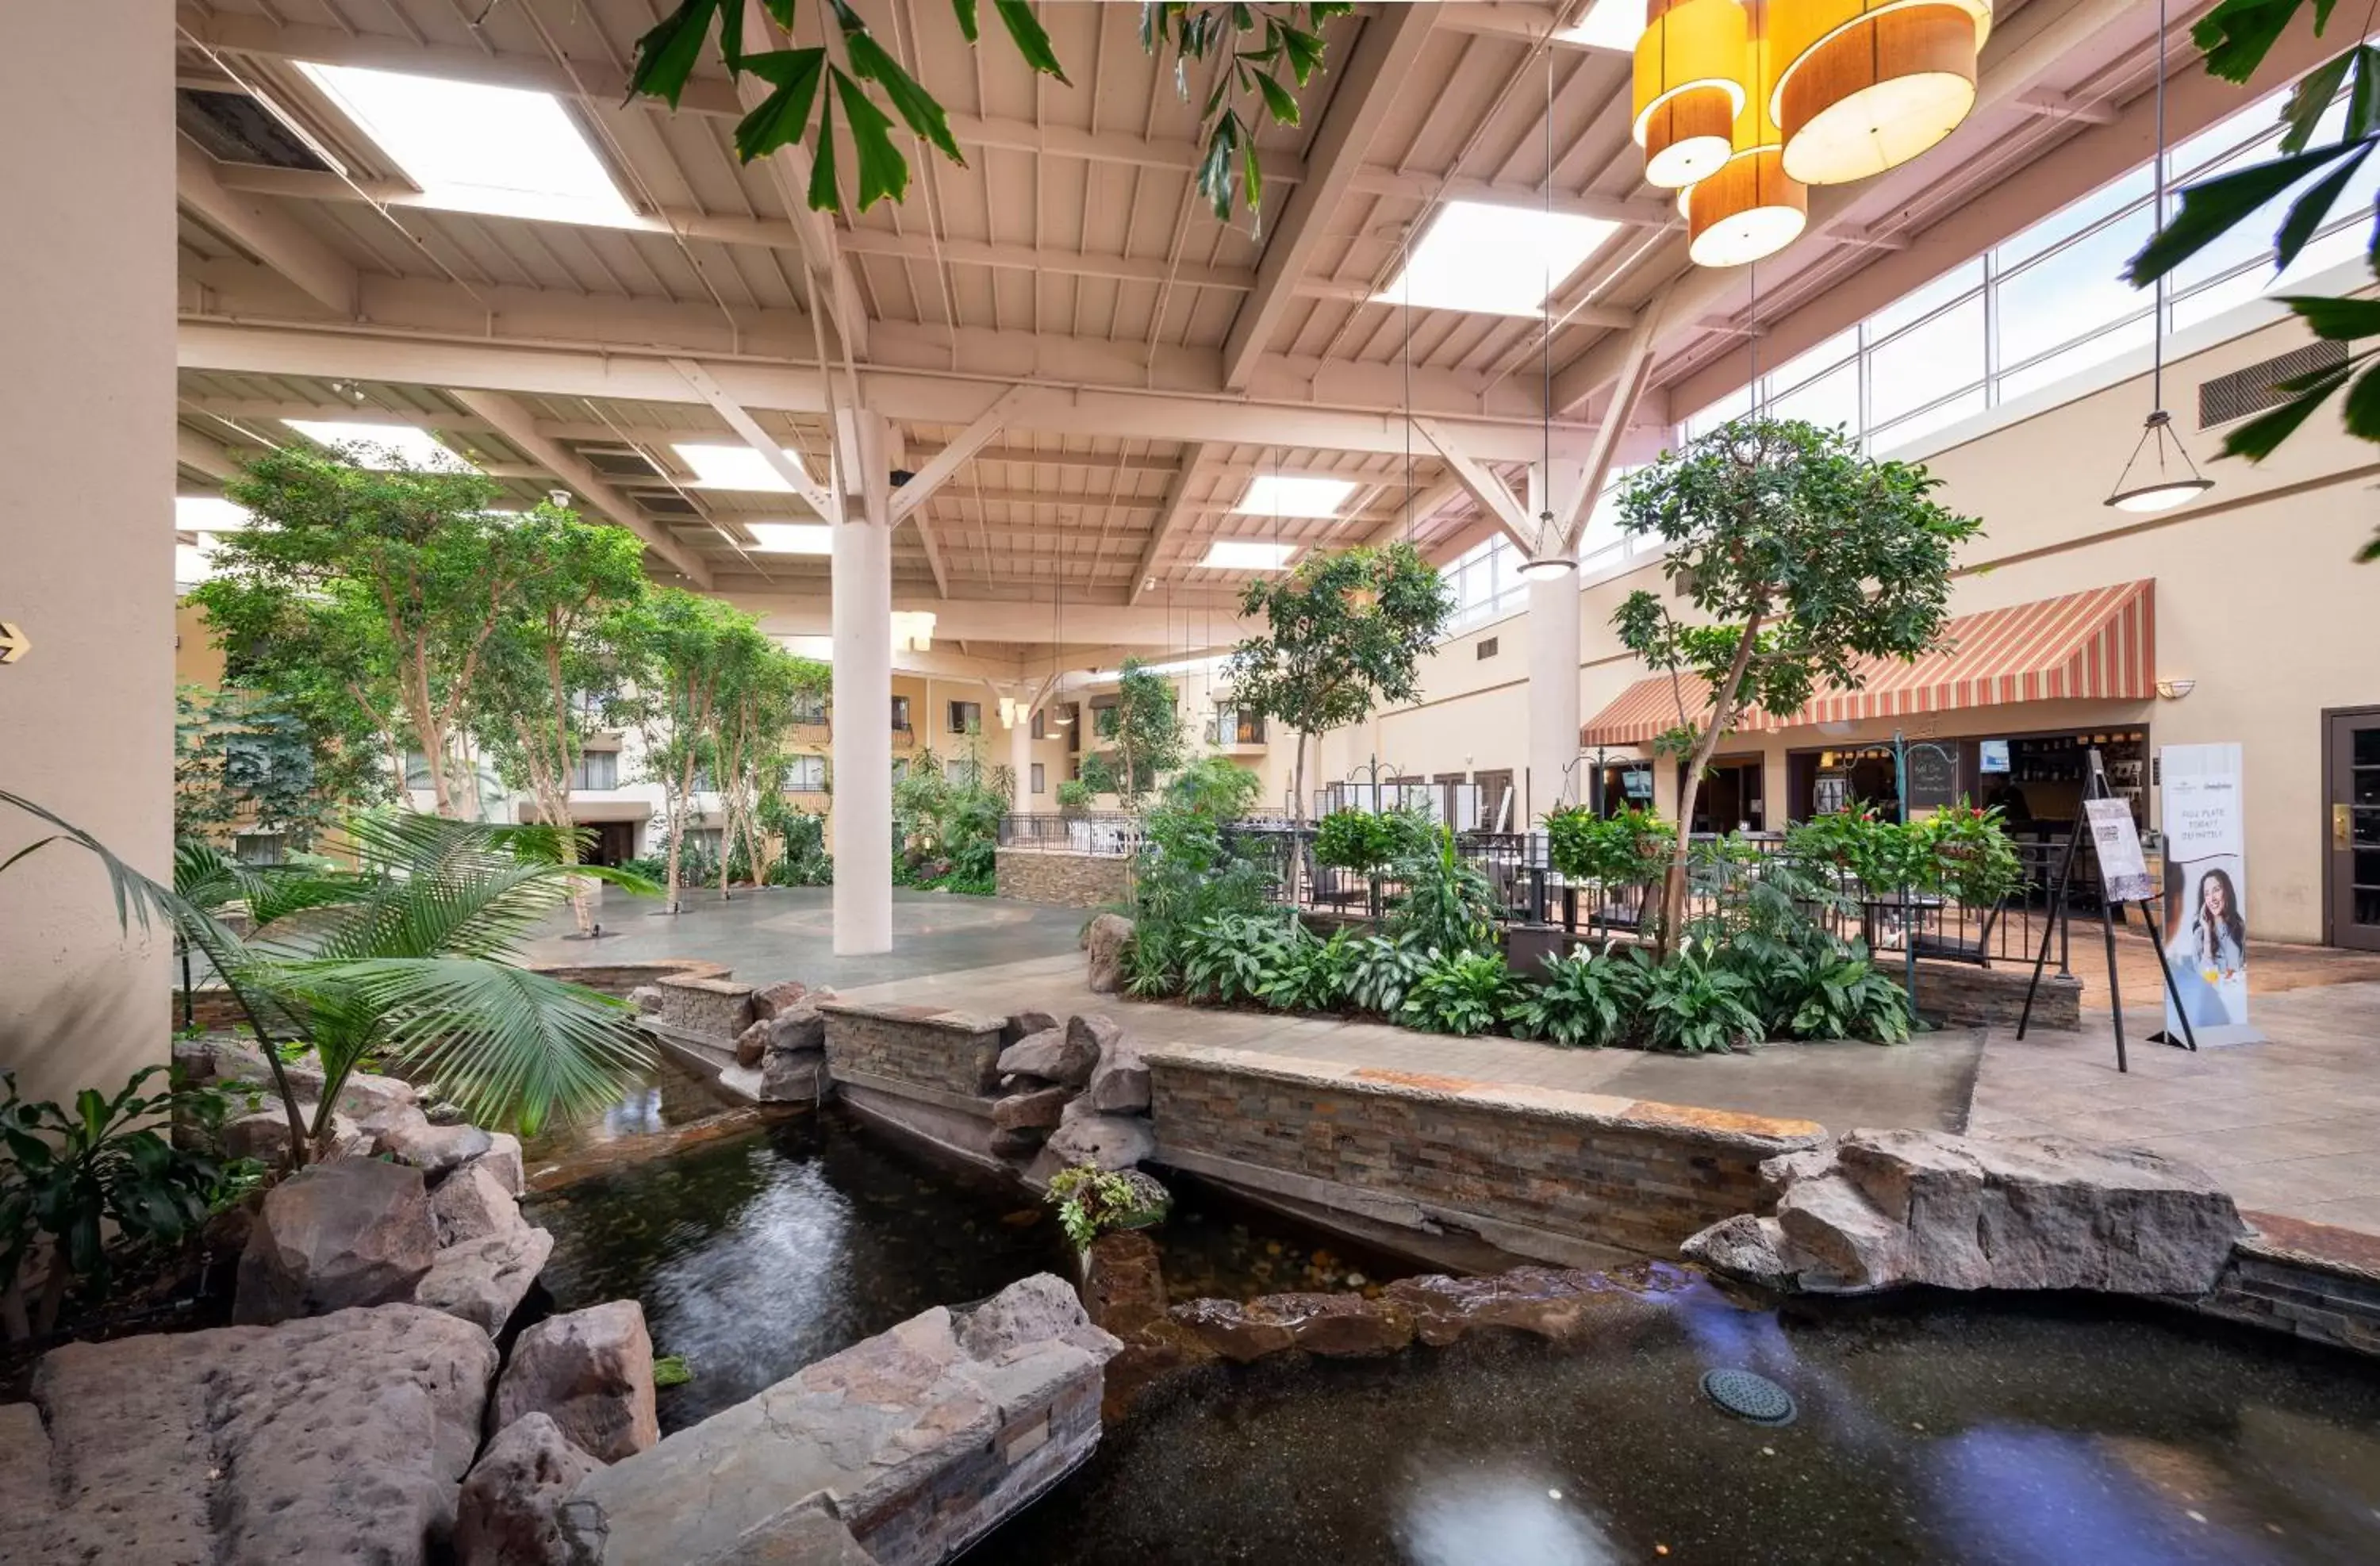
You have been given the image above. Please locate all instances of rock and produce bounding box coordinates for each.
[759,1048,827,1103]
[988,1126,1047,1160]
[1166,1297,1292,1362]
[766,1004,826,1054]
[431,1161,524,1246]
[221,1105,362,1165]
[1380,1267,1660,1349]
[1040,1097,1154,1172]
[175,1036,423,1126]
[562,1275,1115,1566]
[22,1304,495,1564]
[496,1300,660,1464]
[1000,1009,1059,1049]
[1083,1033,1150,1115]
[996,1027,1097,1089]
[236,1157,438,1325]
[454,1414,602,1566]
[733,1017,771,1069]
[1080,1231,1168,1336]
[750,979,810,1020]
[377,1118,496,1182]
[1084,912,1133,994]
[474,1132,527,1198]
[1695,1128,2250,1296]
[416,1226,555,1336]
[629,984,665,1015]
[992,1085,1073,1133]
[1169,1293,1412,1361]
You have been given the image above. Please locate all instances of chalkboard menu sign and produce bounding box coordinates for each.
[1904,744,1961,810]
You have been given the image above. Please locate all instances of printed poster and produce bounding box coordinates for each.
[2160,743,2255,1043]
[2084,799,2155,904]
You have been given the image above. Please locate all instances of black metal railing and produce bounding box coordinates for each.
[998,812,1146,857]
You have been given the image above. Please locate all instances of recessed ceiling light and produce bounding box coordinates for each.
[1372,201,1622,317]
[674,443,809,492]
[175,496,251,532]
[298,63,640,228]
[282,420,476,472]
[1235,475,1358,519]
[1557,0,1646,52]
[745,522,834,554]
[1201,539,1299,572]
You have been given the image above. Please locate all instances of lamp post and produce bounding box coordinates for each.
[1890,728,1959,1028]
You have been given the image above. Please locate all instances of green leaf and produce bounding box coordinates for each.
[2344,357,2380,441]
[2275,139,2375,266]
[2125,141,2367,285]
[994,0,1071,83]
[952,0,981,43]
[835,69,911,209]
[809,89,843,213]
[731,48,827,165]
[2350,45,2380,141]
[2279,48,2355,152]
[2193,0,2340,86]
[1200,111,1241,221]
[2271,293,2380,338]
[629,0,724,108]
[843,29,965,163]
[1253,68,1301,127]
[1278,25,1326,86]
[2217,359,2355,459]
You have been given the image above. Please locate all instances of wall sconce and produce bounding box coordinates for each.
[2155,678,2196,700]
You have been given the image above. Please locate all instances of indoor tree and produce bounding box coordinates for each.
[1612,417,1980,950]
[174,684,378,854]
[1225,542,1453,896]
[192,447,543,818]
[706,639,831,890]
[615,589,770,912]
[1081,657,1187,809]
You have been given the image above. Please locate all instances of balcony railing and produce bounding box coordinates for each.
[998,812,1146,857]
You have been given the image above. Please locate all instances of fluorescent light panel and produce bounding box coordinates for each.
[1234,474,1357,519]
[283,420,476,472]
[298,63,640,228]
[1201,539,1299,571]
[745,522,834,554]
[1372,201,1621,317]
[674,443,808,493]
[1557,0,1646,52]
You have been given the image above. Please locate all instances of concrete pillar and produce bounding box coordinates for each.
[1522,464,1583,824]
[0,1,175,1106]
[1008,701,1035,801]
[831,412,894,955]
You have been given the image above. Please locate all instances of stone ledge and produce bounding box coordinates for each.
[831,1065,999,1119]
[819,1000,1009,1035]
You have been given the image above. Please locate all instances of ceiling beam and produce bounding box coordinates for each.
[734,2,868,363]
[175,144,356,317]
[669,357,833,517]
[1364,474,1474,547]
[450,390,716,589]
[1438,3,1629,53]
[1560,281,1672,551]
[1345,168,1675,228]
[1223,4,1445,390]
[1411,417,1534,551]
[175,428,238,479]
[890,386,1038,524]
[1129,445,1213,605]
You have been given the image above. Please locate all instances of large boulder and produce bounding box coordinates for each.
[495,1300,660,1464]
[759,1048,827,1103]
[750,978,811,1020]
[1039,1096,1154,1173]
[1000,1009,1059,1050]
[236,1157,438,1325]
[1684,1128,2248,1296]
[991,1085,1072,1133]
[21,1304,496,1564]
[431,1161,524,1247]
[221,1106,365,1165]
[377,1119,496,1182]
[1084,913,1134,994]
[1169,1293,1415,1362]
[414,1225,555,1336]
[453,1414,603,1566]
[1082,1032,1150,1115]
[766,1004,827,1054]
[996,1026,1097,1089]
[474,1132,527,1197]
[732,1017,772,1069]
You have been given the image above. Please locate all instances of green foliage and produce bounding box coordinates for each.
[1,1065,258,1340]
[1345,931,1432,1016]
[1257,925,1362,1013]
[891,743,1008,896]
[1503,946,1641,1048]
[1045,1164,1172,1251]
[1399,950,1516,1037]
[758,794,834,885]
[1753,941,1913,1045]
[1141,4,1354,224]
[1631,942,1766,1056]
[652,1353,693,1388]
[1091,658,1188,808]
[1384,823,1500,958]
[1178,911,1296,1005]
[1123,758,1273,990]
[1313,806,1431,875]
[175,684,374,851]
[1919,801,2026,907]
[1054,778,1094,813]
[1542,804,1671,885]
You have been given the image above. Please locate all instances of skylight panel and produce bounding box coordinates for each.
[1372,202,1622,317]
[1557,0,1647,52]
[1201,540,1299,572]
[746,522,834,555]
[298,63,640,228]
[1234,475,1357,519]
[674,443,809,493]
[282,420,476,472]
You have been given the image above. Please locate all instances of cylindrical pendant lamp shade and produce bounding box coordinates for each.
[1633,0,1751,189]
[1689,0,1806,267]
[1771,1,1991,186]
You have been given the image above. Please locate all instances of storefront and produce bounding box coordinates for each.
[1783,727,2151,835]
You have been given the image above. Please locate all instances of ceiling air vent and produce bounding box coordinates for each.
[1476,637,1499,660]
[637,493,701,517]
[2198,340,2348,429]
[175,89,330,172]
[581,447,662,479]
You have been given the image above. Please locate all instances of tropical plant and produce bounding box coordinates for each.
[758,793,835,885]
[0,1065,259,1341]
[1177,910,1296,1005]
[1544,803,1672,904]
[1345,931,1432,1016]
[1399,950,1516,1037]
[1783,807,1920,894]
[1385,823,1500,958]
[1044,1163,1172,1251]
[1751,940,1913,1045]
[1226,543,1453,896]
[1257,925,1362,1013]
[1632,942,1766,1055]
[175,685,372,853]
[624,1,1348,228]
[613,589,766,912]
[1084,657,1187,808]
[1614,419,1980,950]
[1919,800,2026,908]
[1123,758,1274,988]
[1503,945,1641,1048]
[1055,778,1093,814]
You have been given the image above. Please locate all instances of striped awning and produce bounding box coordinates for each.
[1580,580,2155,748]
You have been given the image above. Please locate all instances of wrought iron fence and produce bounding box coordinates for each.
[997,812,1146,858]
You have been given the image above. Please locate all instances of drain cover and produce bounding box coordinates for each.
[1702,1368,1798,1426]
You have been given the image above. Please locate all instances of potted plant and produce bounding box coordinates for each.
[1055,779,1092,818]
[1921,800,2024,907]
[1045,1164,1171,1253]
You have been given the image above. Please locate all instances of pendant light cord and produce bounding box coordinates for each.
[1540,42,1554,543]
[2152,0,2169,413]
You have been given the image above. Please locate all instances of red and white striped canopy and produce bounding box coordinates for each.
[1580,580,2156,748]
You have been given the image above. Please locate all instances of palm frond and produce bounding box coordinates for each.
[2,789,179,939]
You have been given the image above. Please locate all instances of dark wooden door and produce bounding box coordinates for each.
[2327,710,2380,950]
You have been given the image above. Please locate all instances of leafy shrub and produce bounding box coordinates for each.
[1784,808,1925,893]
[1125,759,1274,988]
[1346,931,1431,1015]
[1753,941,1912,1044]
[1178,912,1296,1005]
[1399,950,1516,1037]
[1920,800,2025,906]
[1633,942,1765,1055]
[1055,779,1093,812]
[1543,804,1670,885]
[1258,927,1362,1013]
[1503,945,1642,1048]
[1045,1164,1172,1250]
[1386,824,1500,957]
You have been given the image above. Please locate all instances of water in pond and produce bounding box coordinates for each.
[978,1277,2380,1566]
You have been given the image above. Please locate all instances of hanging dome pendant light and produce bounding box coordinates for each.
[1772,1,1994,186]
[1633,0,1751,189]
[1689,0,1806,268]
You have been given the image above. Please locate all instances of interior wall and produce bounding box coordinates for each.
[0,0,175,1104]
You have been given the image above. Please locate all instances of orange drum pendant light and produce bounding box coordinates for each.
[1688,0,1806,267]
[1633,0,1751,189]
[1771,0,1993,186]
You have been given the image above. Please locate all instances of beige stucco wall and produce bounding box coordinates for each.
[0,0,175,1104]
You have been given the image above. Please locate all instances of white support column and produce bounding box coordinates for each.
[831,411,895,955]
[1524,465,1583,824]
[1008,706,1035,802]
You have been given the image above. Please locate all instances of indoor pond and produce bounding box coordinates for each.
[978,1284,2380,1566]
